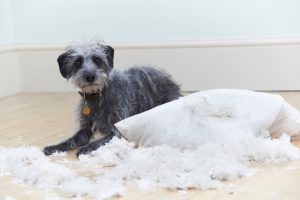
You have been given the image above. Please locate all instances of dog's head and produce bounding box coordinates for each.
[57,41,114,93]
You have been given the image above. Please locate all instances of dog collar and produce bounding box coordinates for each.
[78,91,102,99]
[78,91,102,116]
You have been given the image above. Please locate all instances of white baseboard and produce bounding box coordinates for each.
[1,38,300,96]
[0,51,21,97]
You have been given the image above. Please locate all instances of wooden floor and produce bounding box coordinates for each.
[0,92,300,200]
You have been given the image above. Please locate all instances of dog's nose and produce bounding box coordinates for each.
[85,74,96,83]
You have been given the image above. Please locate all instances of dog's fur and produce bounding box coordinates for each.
[43,41,181,156]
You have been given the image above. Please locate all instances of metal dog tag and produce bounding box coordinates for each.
[82,103,91,115]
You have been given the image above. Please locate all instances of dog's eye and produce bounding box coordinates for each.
[92,56,103,66]
[73,58,83,68]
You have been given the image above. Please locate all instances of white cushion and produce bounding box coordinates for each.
[115,89,300,149]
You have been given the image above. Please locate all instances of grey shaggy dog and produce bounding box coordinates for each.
[43,41,181,157]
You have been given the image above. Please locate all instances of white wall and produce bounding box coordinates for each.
[0,0,14,45]
[11,0,300,44]
[1,0,300,96]
[0,0,20,97]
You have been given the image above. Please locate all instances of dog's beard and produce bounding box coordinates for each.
[80,84,104,93]
[72,73,108,93]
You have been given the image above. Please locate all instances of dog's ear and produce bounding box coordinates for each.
[57,51,72,79]
[102,45,114,69]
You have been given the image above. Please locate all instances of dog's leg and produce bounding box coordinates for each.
[76,132,114,157]
[43,128,92,155]
[76,126,122,156]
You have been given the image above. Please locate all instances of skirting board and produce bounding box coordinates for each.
[0,51,21,97]
[1,38,300,96]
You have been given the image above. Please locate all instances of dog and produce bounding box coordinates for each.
[43,41,181,157]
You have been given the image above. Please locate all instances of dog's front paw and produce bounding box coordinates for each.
[76,146,92,157]
[43,145,60,156]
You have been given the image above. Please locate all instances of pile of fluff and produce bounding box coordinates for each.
[0,89,300,199]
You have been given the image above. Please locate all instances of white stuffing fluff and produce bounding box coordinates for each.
[1,89,300,199]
